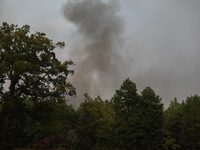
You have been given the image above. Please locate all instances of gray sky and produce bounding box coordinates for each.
[1,0,200,108]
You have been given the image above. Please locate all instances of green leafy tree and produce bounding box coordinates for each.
[162,95,200,150]
[76,94,116,149]
[162,98,184,149]
[0,22,75,149]
[111,78,164,150]
[111,78,140,149]
[139,87,164,149]
[183,95,200,149]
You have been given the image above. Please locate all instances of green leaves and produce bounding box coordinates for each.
[162,98,183,149]
[55,41,65,49]
[0,22,75,102]
[161,96,200,149]
[183,95,200,149]
[0,22,75,148]
[111,78,164,149]
[76,94,115,149]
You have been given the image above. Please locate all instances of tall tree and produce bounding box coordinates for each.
[77,94,116,149]
[0,22,75,149]
[111,78,164,150]
[183,95,200,149]
[162,98,184,150]
[111,78,140,149]
[140,87,164,149]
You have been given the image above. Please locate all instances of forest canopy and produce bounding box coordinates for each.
[0,22,200,150]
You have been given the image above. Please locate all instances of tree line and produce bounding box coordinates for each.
[0,22,200,150]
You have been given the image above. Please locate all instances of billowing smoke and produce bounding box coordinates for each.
[63,0,200,108]
[0,0,199,108]
[63,0,125,107]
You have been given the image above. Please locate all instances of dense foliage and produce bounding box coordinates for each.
[1,23,200,150]
[0,22,76,149]
[111,79,163,150]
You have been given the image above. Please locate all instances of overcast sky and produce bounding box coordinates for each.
[1,0,200,108]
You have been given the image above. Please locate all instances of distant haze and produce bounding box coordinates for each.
[122,0,200,108]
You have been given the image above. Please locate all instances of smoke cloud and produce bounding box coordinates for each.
[63,0,125,107]
[63,0,200,108]
[122,0,200,107]
[0,0,200,108]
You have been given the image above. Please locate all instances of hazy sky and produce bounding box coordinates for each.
[1,0,200,108]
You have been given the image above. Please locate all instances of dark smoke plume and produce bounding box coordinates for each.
[63,0,125,107]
